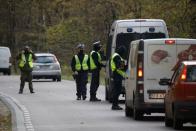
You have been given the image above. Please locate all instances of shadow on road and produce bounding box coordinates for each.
[142,116,165,121]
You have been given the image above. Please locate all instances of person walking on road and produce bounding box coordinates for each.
[110,46,127,110]
[89,41,105,101]
[17,46,36,94]
[71,43,89,100]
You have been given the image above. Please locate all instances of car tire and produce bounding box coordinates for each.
[125,101,133,117]
[57,76,61,82]
[7,69,11,75]
[52,78,56,81]
[173,110,183,130]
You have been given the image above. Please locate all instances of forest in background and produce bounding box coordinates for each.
[0,0,195,66]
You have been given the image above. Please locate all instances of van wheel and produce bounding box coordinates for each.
[133,102,143,120]
[125,101,133,117]
[105,84,109,101]
[165,106,173,127]
[165,117,173,127]
[173,110,183,129]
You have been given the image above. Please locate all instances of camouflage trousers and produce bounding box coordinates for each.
[19,71,34,93]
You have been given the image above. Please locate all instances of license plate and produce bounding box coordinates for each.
[149,93,165,99]
[40,66,50,69]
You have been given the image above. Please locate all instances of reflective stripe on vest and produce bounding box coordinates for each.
[110,53,126,77]
[74,54,89,71]
[19,53,33,68]
[90,51,101,70]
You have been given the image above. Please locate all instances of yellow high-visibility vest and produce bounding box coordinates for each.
[75,54,89,71]
[110,53,126,77]
[90,51,101,70]
[19,53,33,68]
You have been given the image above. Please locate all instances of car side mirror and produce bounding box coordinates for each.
[159,78,171,86]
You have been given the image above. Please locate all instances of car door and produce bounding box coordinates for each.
[166,64,183,116]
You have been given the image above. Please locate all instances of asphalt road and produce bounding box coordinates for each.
[0,75,195,131]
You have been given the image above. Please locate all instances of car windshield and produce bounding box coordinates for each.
[35,56,56,63]
[187,65,196,82]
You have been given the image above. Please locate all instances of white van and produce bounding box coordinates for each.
[105,19,169,101]
[125,38,196,120]
[0,46,11,75]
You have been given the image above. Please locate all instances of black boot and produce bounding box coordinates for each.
[111,105,123,110]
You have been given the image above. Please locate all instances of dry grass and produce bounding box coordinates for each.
[0,100,11,131]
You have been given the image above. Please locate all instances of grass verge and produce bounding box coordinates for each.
[0,100,12,131]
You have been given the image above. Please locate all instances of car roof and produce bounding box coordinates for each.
[183,61,196,66]
[0,46,10,49]
[35,53,55,57]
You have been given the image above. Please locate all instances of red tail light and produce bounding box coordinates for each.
[181,66,187,80]
[138,69,143,77]
[165,40,175,45]
[138,62,143,77]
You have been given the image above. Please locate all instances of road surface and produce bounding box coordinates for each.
[0,76,195,131]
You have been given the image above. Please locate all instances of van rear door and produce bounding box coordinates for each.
[0,47,11,68]
[144,40,177,103]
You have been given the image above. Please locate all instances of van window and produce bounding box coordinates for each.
[115,32,166,60]
[141,32,166,39]
[116,33,140,59]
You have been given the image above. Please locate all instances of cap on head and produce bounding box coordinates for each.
[93,41,102,47]
[76,43,85,49]
[24,45,30,50]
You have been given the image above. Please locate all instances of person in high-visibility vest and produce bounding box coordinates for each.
[71,43,89,100]
[89,41,105,101]
[110,46,127,110]
[17,46,36,94]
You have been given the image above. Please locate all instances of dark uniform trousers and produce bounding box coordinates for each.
[112,72,123,106]
[75,71,88,98]
[90,69,100,98]
[20,71,34,92]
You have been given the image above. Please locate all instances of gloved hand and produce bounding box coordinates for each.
[72,71,78,80]
[74,71,78,75]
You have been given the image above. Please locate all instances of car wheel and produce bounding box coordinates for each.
[57,76,61,82]
[52,78,56,81]
[125,101,133,117]
[173,110,183,130]
[7,69,11,75]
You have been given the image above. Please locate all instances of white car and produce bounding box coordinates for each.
[32,53,61,81]
[0,46,11,75]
